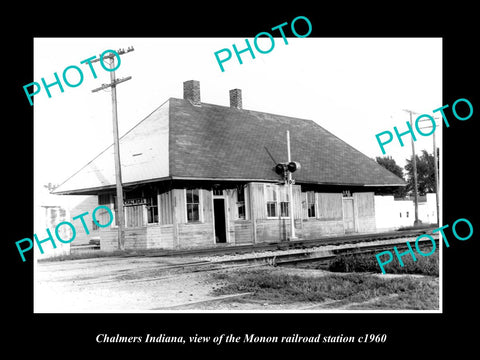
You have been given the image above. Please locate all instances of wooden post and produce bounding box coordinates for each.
[249,184,257,244]
[409,112,420,226]
[109,61,126,250]
[287,130,297,240]
[171,190,179,249]
[91,47,134,250]
[433,129,440,225]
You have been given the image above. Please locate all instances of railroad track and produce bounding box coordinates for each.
[269,238,439,268]
[127,227,438,260]
[131,234,439,277]
[207,236,439,267]
[70,233,439,288]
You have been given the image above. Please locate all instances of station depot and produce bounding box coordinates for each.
[52,80,410,253]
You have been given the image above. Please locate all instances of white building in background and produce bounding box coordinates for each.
[374,193,438,231]
[34,185,99,260]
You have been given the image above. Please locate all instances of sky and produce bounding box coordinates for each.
[33,37,442,192]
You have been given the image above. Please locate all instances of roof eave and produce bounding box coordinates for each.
[52,176,173,195]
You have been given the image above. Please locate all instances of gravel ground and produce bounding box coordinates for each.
[35,256,219,312]
[34,236,438,312]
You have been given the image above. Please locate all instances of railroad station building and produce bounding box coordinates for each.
[53,80,406,251]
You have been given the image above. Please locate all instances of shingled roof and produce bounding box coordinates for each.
[54,92,405,195]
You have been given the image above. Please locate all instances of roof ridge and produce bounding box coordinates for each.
[170,97,319,125]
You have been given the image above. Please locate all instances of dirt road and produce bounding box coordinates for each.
[35,253,438,312]
[35,255,228,312]
[35,254,341,312]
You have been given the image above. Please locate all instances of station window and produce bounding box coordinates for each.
[307,191,316,218]
[146,196,158,224]
[265,184,289,218]
[237,187,246,220]
[186,189,200,222]
[280,201,289,217]
[265,185,277,217]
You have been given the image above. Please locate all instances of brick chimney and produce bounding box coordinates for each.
[229,88,242,109]
[183,80,201,105]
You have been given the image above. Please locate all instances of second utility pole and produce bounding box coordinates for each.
[403,109,420,226]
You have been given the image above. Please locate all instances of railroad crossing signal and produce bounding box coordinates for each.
[274,161,301,181]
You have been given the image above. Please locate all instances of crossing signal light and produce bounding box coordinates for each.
[275,163,287,175]
[274,161,301,176]
[287,161,301,173]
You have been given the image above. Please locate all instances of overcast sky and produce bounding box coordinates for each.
[33,37,442,192]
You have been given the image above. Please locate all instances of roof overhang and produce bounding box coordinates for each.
[53,176,406,196]
[52,176,172,195]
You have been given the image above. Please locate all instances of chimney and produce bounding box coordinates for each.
[229,88,242,109]
[183,80,201,105]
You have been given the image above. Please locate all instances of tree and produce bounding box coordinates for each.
[405,150,436,196]
[375,156,404,179]
[375,156,407,198]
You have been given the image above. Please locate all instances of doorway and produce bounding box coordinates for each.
[343,198,355,233]
[213,198,227,243]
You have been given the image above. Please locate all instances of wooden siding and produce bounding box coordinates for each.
[98,186,377,252]
[170,188,216,248]
[99,227,147,251]
[178,223,214,248]
[158,191,173,225]
[353,192,376,232]
[302,219,345,239]
[232,221,254,244]
[224,186,253,244]
[354,192,375,217]
[125,205,145,227]
[100,225,176,250]
[172,189,186,224]
[248,183,302,219]
[255,219,302,242]
[146,225,174,249]
[202,189,213,223]
[226,188,237,220]
[301,192,345,239]
[249,182,266,220]
[291,185,303,220]
[317,193,343,220]
[125,228,147,249]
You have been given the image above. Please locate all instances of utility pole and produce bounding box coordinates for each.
[286,130,297,240]
[402,109,420,226]
[91,47,134,250]
[416,116,440,226]
[433,129,439,225]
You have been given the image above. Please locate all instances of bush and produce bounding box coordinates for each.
[211,269,439,309]
[327,252,439,276]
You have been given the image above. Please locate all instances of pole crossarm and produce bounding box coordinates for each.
[91,76,132,93]
[90,46,135,64]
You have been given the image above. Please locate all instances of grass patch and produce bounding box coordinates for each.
[327,251,439,275]
[396,223,438,231]
[38,250,128,262]
[212,269,438,310]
